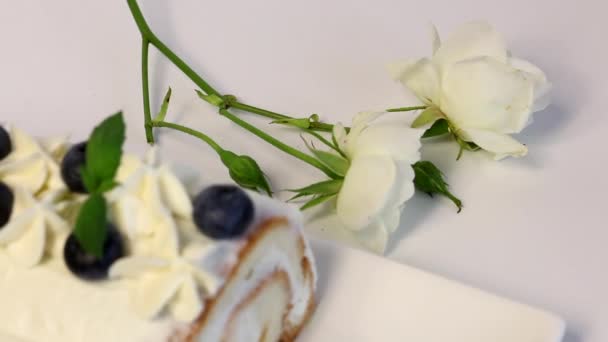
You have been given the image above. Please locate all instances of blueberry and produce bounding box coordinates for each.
[193,185,254,239]
[61,141,88,193]
[0,182,14,228]
[0,126,11,161]
[63,224,125,281]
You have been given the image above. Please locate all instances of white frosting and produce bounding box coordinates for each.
[0,187,69,267]
[0,138,315,341]
[0,254,179,342]
[0,127,67,198]
[106,148,226,323]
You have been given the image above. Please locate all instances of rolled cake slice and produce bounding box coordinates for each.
[184,214,317,342]
[0,129,317,342]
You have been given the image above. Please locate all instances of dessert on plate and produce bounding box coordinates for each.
[0,118,316,342]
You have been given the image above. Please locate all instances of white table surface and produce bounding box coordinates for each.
[0,1,606,341]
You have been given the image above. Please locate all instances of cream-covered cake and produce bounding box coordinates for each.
[0,125,316,342]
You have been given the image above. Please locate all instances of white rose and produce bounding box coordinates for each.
[309,112,422,254]
[389,21,551,160]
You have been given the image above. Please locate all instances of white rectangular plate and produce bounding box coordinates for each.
[300,240,565,342]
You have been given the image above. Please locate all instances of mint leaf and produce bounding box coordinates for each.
[220,150,272,196]
[411,107,443,128]
[153,87,172,122]
[85,112,125,192]
[301,193,336,210]
[80,166,98,194]
[422,119,450,138]
[73,193,108,258]
[97,180,119,193]
[412,161,462,212]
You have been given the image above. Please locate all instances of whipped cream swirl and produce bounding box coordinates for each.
[0,126,67,198]
[0,187,69,267]
[108,149,223,323]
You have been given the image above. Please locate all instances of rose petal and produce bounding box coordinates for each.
[386,59,417,80]
[433,21,508,70]
[352,220,389,254]
[336,155,396,230]
[441,56,535,134]
[509,57,552,113]
[459,128,528,160]
[332,123,348,154]
[349,123,423,163]
[394,58,441,106]
[342,112,383,158]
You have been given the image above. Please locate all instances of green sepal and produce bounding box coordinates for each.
[422,119,450,138]
[153,87,172,123]
[73,193,108,258]
[455,136,481,160]
[412,161,462,212]
[302,138,349,178]
[288,179,343,201]
[301,193,337,210]
[412,107,443,128]
[219,150,272,196]
[289,179,343,195]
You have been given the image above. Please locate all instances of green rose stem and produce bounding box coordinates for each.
[128,0,339,178]
[229,101,335,132]
[127,0,461,210]
[128,0,222,143]
[151,121,223,154]
[141,40,154,143]
[218,109,339,178]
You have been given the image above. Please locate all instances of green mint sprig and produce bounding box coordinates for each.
[74,112,126,258]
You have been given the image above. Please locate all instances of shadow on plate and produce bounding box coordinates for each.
[309,240,340,299]
[562,329,584,342]
[385,192,440,254]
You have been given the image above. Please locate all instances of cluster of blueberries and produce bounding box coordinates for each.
[0,126,255,281]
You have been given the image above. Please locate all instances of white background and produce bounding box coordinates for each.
[0,1,606,341]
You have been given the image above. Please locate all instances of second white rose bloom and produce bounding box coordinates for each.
[307,112,423,254]
[389,21,551,160]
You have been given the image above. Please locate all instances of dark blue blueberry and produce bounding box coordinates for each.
[193,185,254,239]
[61,141,88,193]
[0,126,11,160]
[63,224,125,281]
[0,182,14,228]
